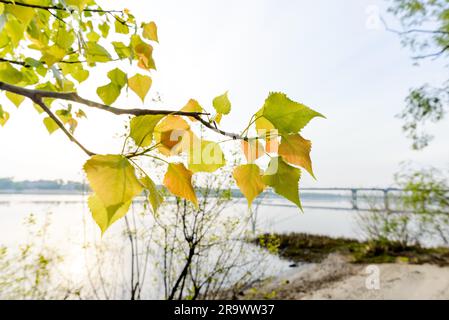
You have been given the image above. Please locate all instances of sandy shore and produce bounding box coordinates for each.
[244,254,449,300]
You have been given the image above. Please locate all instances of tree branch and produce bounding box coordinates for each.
[0,81,246,156]
[0,0,123,13]
[381,17,449,36]
[413,44,449,60]
[33,98,95,156]
[0,58,28,67]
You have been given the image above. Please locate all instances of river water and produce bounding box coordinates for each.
[0,192,372,299]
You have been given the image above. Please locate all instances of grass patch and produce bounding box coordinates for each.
[252,233,449,266]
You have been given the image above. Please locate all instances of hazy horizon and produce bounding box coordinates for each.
[1,0,448,187]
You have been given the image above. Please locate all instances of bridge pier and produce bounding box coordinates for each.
[351,189,358,210]
[384,189,390,212]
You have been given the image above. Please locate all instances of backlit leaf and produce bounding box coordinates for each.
[140,175,164,214]
[85,42,112,63]
[43,117,59,134]
[181,99,203,122]
[233,164,266,207]
[96,82,121,105]
[0,105,10,127]
[112,41,132,59]
[279,134,315,178]
[154,116,190,156]
[128,74,152,102]
[142,21,158,42]
[107,68,127,88]
[263,157,302,209]
[186,135,226,173]
[115,19,129,34]
[163,163,198,207]
[83,154,143,211]
[5,92,25,108]
[88,194,131,235]
[261,92,324,134]
[129,114,164,147]
[213,91,231,115]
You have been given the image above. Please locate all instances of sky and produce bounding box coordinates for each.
[0,0,448,188]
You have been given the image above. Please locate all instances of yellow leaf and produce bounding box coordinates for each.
[242,139,264,163]
[140,175,164,215]
[5,92,25,108]
[181,99,203,122]
[0,105,10,127]
[213,91,231,115]
[279,134,315,178]
[128,74,152,102]
[154,116,190,156]
[83,155,143,210]
[41,45,66,67]
[163,163,198,207]
[214,113,223,124]
[185,134,226,173]
[129,114,164,147]
[134,42,156,70]
[43,117,59,134]
[65,0,90,11]
[142,21,158,42]
[233,164,266,207]
[88,194,131,235]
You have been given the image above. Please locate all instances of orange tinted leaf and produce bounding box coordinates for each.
[242,139,264,163]
[279,134,315,178]
[154,116,190,156]
[163,163,198,207]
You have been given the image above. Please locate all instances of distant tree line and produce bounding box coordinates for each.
[0,178,84,191]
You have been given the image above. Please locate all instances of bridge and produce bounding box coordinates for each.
[256,187,449,214]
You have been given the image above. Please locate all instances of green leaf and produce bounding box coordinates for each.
[99,22,110,38]
[41,45,66,67]
[263,157,302,209]
[140,175,163,215]
[163,163,198,207]
[213,91,231,115]
[96,82,121,105]
[128,74,152,102]
[43,117,59,134]
[83,155,143,216]
[4,15,25,47]
[233,164,266,207]
[142,21,158,42]
[88,194,131,235]
[261,92,324,134]
[54,27,75,50]
[4,4,35,26]
[85,42,112,63]
[72,69,89,83]
[112,41,132,59]
[107,68,127,88]
[129,114,164,147]
[86,31,100,42]
[115,19,129,34]
[0,63,23,84]
[5,92,25,108]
